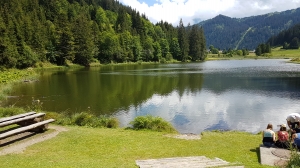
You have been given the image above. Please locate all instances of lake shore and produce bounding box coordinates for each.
[206,47,300,63]
[1,54,300,167]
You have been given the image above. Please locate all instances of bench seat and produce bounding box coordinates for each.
[0,112,36,123]
[0,119,55,140]
[0,113,45,127]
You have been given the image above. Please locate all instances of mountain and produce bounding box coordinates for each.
[267,23,300,48]
[198,8,300,50]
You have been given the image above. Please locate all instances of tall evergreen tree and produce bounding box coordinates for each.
[290,37,299,49]
[255,45,262,56]
[159,38,169,58]
[115,7,131,33]
[95,7,110,32]
[131,36,142,62]
[55,13,75,65]
[177,19,189,62]
[152,41,161,62]
[189,25,202,61]
[169,38,181,60]
[265,43,271,53]
[72,13,94,66]
[0,14,17,68]
[142,37,154,61]
[199,27,206,60]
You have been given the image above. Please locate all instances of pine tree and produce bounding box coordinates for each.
[159,38,169,58]
[199,27,206,60]
[290,37,299,49]
[72,13,95,67]
[255,45,262,56]
[152,41,161,62]
[115,7,131,33]
[177,19,189,62]
[170,38,181,60]
[189,25,203,61]
[0,14,18,68]
[142,37,154,61]
[265,43,271,53]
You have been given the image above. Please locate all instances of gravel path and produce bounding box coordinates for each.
[0,125,67,156]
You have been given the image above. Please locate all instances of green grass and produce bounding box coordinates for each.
[206,53,258,61]
[0,126,271,168]
[0,68,38,84]
[271,47,300,58]
[206,47,300,61]
[0,107,26,117]
[130,115,177,133]
[0,69,38,101]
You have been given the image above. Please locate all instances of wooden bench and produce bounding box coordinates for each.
[0,113,46,127]
[0,112,55,142]
[0,111,36,123]
[0,119,55,140]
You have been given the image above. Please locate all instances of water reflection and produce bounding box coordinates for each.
[116,88,300,134]
[3,59,300,134]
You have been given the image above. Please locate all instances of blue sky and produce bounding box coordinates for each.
[119,0,300,26]
[137,0,158,6]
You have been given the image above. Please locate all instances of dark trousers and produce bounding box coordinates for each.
[275,141,290,149]
[291,122,300,129]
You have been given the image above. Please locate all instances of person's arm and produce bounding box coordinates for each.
[272,132,276,142]
[287,120,292,129]
[292,133,297,142]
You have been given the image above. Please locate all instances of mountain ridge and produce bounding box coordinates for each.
[197,8,300,49]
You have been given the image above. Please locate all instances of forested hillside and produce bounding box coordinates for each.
[267,23,300,49]
[198,8,300,50]
[0,0,206,69]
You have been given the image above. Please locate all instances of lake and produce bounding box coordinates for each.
[3,59,300,134]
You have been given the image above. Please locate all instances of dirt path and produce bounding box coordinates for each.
[0,125,67,156]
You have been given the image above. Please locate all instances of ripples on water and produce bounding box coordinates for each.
[115,59,300,134]
[4,59,300,134]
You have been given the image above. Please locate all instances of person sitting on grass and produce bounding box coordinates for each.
[275,124,290,149]
[286,113,300,130]
[262,123,276,147]
[292,131,300,150]
[293,124,300,134]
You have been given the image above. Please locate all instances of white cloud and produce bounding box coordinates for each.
[119,0,300,26]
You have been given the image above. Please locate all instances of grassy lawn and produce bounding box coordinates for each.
[206,47,300,61]
[0,126,272,168]
[271,47,300,58]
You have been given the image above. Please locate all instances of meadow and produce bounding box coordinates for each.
[206,47,300,62]
[0,125,271,168]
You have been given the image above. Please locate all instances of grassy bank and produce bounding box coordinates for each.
[0,69,38,101]
[0,108,270,167]
[206,47,300,61]
[0,126,271,168]
[271,47,300,58]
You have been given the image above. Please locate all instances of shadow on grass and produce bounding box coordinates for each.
[250,147,261,163]
[0,127,38,147]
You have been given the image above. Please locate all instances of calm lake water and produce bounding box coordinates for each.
[3,59,300,134]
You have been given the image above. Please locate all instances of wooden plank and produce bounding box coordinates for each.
[0,113,45,127]
[0,119,55,140]
[0,112,36,123]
